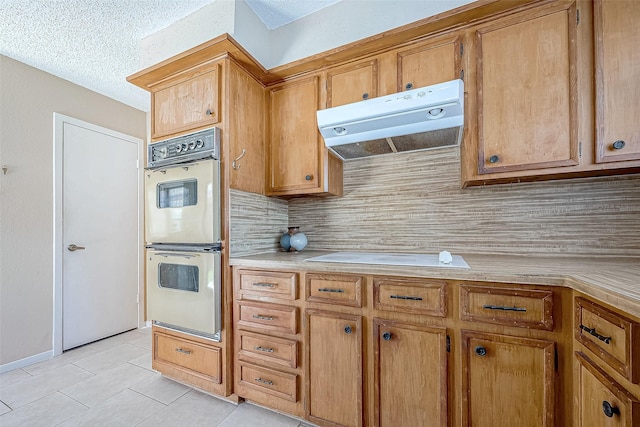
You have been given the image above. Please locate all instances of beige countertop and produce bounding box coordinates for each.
[230,250,640,318]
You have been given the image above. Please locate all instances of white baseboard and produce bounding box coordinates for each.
[0,350,53,374]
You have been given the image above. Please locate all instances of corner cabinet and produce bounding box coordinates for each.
[267,76,343,197]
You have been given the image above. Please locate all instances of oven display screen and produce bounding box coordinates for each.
[157,179,197,208]
[158,263,199,292]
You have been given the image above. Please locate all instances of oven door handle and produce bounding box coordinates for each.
[153,252,200,259]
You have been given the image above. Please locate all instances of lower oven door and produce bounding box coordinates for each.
[145,160,220,245]
[146,249,221,339]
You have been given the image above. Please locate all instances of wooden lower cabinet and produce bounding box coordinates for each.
[576,352,640,427]
[373,319,448,427]
[461,330,556,427]
[306,310,363,427]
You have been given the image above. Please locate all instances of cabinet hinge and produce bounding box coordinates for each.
[460,43,464,57]
[446,335,451,352]
[579,141,582,157]
[136,159,139,169]
[136,294,140,304]
[554,348,559,372]
[460,69,465,81]
[576,9,580,25]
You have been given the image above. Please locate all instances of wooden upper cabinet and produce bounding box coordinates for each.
[594,0,640,163]
[474,4,578,174]
[327,59,378,108]
[461,330,556,427]
[396,36,462,92]
[152,63,220,139]
[268,75,343,196]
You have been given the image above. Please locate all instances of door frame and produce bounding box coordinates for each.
[52,113,144,356]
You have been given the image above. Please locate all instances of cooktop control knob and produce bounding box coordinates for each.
[181,142,189,151]
[175,144,182,153]
[195,139,204,149]
[188,140,196,150]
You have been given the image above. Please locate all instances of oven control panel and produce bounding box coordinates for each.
[147,127,220,169]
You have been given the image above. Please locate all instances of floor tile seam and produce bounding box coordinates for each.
[57,390,91,410]
[125,360,158,373]
[0,398,13,411]
[0,368,34,386]
[126,386,172,407]
[213,402,242,426]
[49,391,91,426]
[69,361,99,376]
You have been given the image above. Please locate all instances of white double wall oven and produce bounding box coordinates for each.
[145,127,222,340]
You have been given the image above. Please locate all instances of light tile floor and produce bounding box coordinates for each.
[0,328,311,426]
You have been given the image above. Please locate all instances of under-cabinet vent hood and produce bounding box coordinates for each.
[317,79,464,160]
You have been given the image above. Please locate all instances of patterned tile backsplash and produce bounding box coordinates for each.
[231,147,640,257]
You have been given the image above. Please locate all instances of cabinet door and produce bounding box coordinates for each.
[152,64,220,139]
[269,76,323,194]
[327,59,378,107]
[461,330,556,427]
[476,5,578,174]
[374,319,448,427]
[595,0,640,163]
[397,36,462,91]
[576,352,640,427]
[306,310,363,427]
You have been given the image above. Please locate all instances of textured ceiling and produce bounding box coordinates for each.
[0,0,339,112]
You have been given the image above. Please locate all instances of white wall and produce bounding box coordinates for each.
[0,55,146,367]
[140,0,475,70]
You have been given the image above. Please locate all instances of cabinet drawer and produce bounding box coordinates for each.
[460,284,554,330]
[154,332,221,383]
[575,297,640,383]
[374,277,447,317]
[239,362,298,402]
[576,352,640,426]
[238,270,297,300]
[305,273,363,307]
[238,330,298,369]
[238,301,298,335]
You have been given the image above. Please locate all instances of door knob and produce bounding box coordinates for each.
[67,244,86,252]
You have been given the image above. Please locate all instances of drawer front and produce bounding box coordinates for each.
[238,301,298,335]
[306,273,363,307]
[239,270,297,300]
[460,284,554,330]
[154,332,221,383]
[576,297,639,383]
[239,362,298,402]
[374,278,447,316]
[239,330,298,368]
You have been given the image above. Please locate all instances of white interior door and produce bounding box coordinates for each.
[62,120,139,350]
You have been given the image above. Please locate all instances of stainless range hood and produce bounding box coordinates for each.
[316,79,464,160]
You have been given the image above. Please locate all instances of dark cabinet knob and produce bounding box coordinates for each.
[489,155,500,164]
[382,332,392,341]
[612,140,625,150]
[362,93,369,99]
[602,401,620,418]
[344,325,352,334]
[474,346,487,357]
[305,174,313,181]
[405,83,413,90]
[206,109,213,116]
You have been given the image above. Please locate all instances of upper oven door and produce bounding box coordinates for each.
[145,160,220,244]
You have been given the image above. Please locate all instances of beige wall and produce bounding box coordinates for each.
[0,55,146,366]
[288,148,640,257]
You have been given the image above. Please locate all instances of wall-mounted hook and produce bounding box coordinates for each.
[232,149,246,170]
[1,165,7,175]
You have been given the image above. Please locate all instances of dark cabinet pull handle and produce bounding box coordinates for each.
[602,401,620,418]
[580,324,611,344]
[475,346,487,357]
[405,83,413,90]
[489,155,500,163]
[253,314,274,321]
[254,346,274,353]
[390,295,423,301]
[612,140,625,150]
[382,332,392,341]
[362,93,369,99]
[344,325,352,334]
[318,288,344,293]
[305,174,313,181]
[255,377,273,386]
[482,304,526,312]
[253,282,275,288]
[175,347,192,355]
